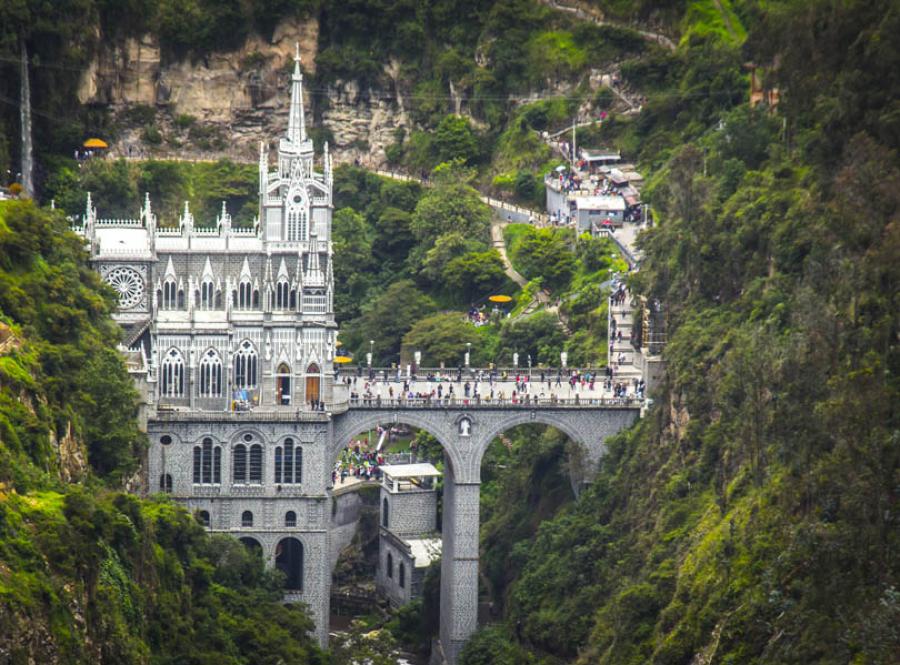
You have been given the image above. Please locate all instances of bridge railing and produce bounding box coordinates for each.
[340,366,611,380]
[347,395,641,409]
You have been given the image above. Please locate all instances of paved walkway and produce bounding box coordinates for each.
[538,0,677,51]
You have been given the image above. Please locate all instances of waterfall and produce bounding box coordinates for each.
[20,40,34,198]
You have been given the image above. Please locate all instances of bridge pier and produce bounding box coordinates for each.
[439,467,481,664]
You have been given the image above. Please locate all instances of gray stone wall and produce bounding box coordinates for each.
[382,487,438,536]
[146,416,332,646]
[376,532,415,607]
[329,491,363,570]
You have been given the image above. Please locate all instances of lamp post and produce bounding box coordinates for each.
[513,352,519,369]
[368,340,374,366]
[465,342,471,369]
[560,351,568,369]
[527,354,532,379]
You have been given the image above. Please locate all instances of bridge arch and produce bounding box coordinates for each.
[468,410,601,481]
[329,410,463,478]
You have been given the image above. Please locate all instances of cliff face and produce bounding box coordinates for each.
[77,18,408,167]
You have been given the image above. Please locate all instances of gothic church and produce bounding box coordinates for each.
[73,47,342,644]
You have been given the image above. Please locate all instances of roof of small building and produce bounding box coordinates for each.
[581,149,621,162]
[380,463,442,479]
[574,195,626,212]
[403,537,443,568]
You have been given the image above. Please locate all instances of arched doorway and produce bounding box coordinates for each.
[306,363,320,405]
[239,536,262,557]
[275,537,304,590]
[276,362,292,405]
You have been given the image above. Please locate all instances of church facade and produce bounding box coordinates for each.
[73,48,341,645]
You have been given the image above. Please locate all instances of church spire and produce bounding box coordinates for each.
[287,42,306,145]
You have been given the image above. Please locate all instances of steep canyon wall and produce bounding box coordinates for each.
[77,17,409,167]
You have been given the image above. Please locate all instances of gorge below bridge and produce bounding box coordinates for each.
[331,399,641,664]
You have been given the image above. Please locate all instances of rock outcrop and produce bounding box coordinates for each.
[77,18,408,167]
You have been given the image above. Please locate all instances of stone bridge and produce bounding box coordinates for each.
[330,402,640,664]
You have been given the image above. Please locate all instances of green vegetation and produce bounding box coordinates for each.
[459,2,900,664]
[45,158,259,226]
[0,201,325,662]
[2,1,898,663]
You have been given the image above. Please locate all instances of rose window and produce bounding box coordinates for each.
[105,267,144,309]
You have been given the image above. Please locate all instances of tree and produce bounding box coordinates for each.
[348,280,436,363]
[511,227,576,291]
[333,207,375,322]
[433,114,480,165]
[421,232,485,282]
[410,181,492,254]
[402,313,482,366]
[442,249,507,302]
[498,311,566,365]
[373,206,416,266]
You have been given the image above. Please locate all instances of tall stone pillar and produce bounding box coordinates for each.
[439,459,480,665]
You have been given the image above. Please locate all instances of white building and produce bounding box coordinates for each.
[72,45,341,646]
[574,194,626,232]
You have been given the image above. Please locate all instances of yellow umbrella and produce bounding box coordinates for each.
[83,138,109,149]
[333,355,353,364]
[489,294,513,303]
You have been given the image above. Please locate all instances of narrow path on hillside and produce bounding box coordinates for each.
[538,0,677,51]
[491,221,528,288]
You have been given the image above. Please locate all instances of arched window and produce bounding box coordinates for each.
[193,437,221,484]
[287,196,308,242]
[239,280,252,309]
[386,552,393,579]
[252,289,260,309]
[275,280,290,309]
[197,510,210,527]
[161,348,185,397]
[163,279,177,309]
[285,511,297,527]
[199,349,222,398]
[399,562,406,588]
[233,340,258,389]
[382,497,389,528]
[274,438,302,484]
[241,510,254,527]
[177,288,185,309]
[289,289,297,309]
[249,443,263,483]
[200,280,214,309]
[232,443,247,483]
[159,473,173,493]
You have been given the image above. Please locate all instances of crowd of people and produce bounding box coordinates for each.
[333,437,386,485]
[610,286,628,306]
[342,367,643,405]
[467,305,501,326]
